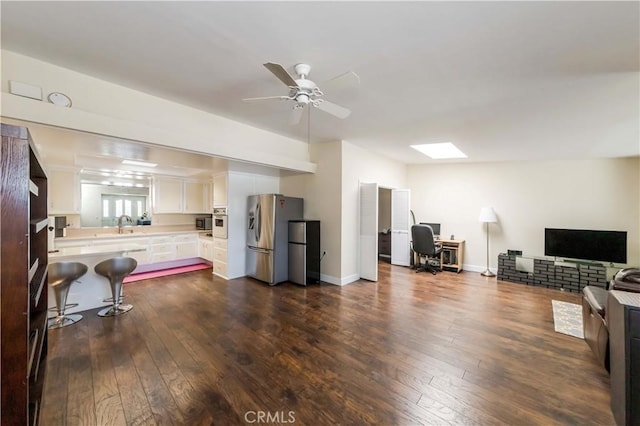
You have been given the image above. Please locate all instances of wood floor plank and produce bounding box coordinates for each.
[63,317,97,425]
[40,326,71,425]
[100,315,156,426]
[134,295,240,424]
[83,311,128,426]
[127,299,214,425]
[42,262,615,425]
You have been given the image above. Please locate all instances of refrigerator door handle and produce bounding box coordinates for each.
[248,246,270,254]
[256,203,261,241]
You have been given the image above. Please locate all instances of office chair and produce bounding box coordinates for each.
[411,224,442,275]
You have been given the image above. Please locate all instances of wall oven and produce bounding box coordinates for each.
[213,208,228,239]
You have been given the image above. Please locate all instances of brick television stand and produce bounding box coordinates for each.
[497,253,607,293]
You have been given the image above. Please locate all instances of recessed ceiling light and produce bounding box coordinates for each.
[410,142,467,159]
[122,159,157,167]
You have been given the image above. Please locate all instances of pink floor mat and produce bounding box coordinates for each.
[124,263,212,283]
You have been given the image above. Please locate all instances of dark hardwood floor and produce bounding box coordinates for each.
[41,262,614,425]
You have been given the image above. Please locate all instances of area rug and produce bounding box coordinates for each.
[124,263,212,283]
[551,300,584,339]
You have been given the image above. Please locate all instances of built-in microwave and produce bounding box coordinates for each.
[196,217,212,230]
[213,208,228,239]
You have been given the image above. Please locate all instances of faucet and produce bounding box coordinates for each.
[117,215,133,234]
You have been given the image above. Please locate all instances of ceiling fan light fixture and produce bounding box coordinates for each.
[410,143,467,159]
[294,63,311,78]
[245,61,354,124]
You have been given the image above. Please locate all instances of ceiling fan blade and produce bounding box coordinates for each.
[315,99,351,119]
[242,95,290,102]
[322,70,360,90]
[289,106,304,126]
[263,62,298,87]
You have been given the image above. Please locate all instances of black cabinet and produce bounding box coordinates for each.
[288,220,320,285]
[378,232,391,256]
[608,290,640,426]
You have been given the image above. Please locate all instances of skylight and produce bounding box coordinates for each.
[122,159,157,167]
[410,143,467,159]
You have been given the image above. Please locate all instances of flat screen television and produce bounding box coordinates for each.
[544,228,627,264]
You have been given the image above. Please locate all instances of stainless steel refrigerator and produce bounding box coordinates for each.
[247,194,303,285]
[288,220,321,286]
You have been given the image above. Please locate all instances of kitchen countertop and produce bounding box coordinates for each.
[49,243,148,260]
[55,229,208,242]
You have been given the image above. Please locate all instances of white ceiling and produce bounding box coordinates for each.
[1,1,639,166]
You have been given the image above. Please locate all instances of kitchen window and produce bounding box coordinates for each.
[101,194,147,226]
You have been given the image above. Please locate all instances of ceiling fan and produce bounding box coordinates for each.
[243,62,358,125]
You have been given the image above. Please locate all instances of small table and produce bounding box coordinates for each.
[438,239,465,273]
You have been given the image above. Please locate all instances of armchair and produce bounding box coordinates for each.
[582,268,640,371]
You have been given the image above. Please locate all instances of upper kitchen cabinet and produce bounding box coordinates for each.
[213,173,227,207]
[48,167,81,214]
[184,180,211,214]
[153,176,212,214]
[153,176,183,213]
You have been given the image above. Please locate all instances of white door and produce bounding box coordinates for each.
[391,189,411,266]
[359,182,378,281]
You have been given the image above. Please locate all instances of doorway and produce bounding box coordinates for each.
[378,188,392,263]
[359,182,411,282]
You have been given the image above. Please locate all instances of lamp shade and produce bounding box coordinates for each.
[478,207,497,223]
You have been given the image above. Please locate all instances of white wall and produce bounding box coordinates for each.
[408,158,640,273]
[282,140,407,285]
[1,50,316,173]
[280,141,343,283]
[341,141,407,281]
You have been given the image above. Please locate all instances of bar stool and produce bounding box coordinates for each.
[48,262,88,329]
[95,256,138,317]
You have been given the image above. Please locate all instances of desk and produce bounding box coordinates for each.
[438,239,465,273]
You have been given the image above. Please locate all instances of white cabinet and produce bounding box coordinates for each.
[175,233,198,259]
[212,237,228,278]
[154,177,211,214]
[149,235,175,263]
[153,177,184,213]
[199,238,213,262]
[206,181,214,212]
[213,173,227,207]
[184,180,210,214]
[48,168,80,214]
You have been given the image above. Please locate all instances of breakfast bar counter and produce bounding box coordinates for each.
[47,231,211,314]
[49,242,148,260]
[47,243,149,314]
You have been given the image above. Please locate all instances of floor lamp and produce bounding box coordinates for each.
[479,207,497,277]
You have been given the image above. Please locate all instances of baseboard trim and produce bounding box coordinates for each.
[320,273,360,286]
[463,263,497,274]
